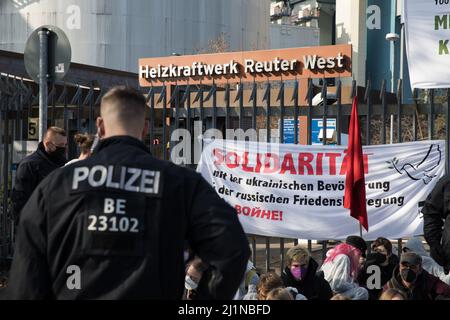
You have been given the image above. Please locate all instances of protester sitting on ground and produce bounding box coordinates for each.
[372,237,399,278]
[243,271,283,300]
[281,245,332,300]
[319,235,369,300]
[65,133,95,166]
[183,257,209,300]
[266,287,294,300]
[233,259,260,300]
[357,252,390,300]
[383,252,450,300]
[404,237,450,285]
[379,288,407,300]
[330,293,351,300]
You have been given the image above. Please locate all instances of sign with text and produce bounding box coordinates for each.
[405,0,450,88]
[139,45,352,86]
[312,118,336,145]
[197,139,445,240]
[28,118,39,140]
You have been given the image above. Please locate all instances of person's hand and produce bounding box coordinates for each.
[430,245,446,267]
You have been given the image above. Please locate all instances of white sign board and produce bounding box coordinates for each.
[13,141,38,164]
[405,0,450,88]
[197,139,445,240]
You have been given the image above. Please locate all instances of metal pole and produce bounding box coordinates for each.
[390,114,394,144]
[38,29,49,141]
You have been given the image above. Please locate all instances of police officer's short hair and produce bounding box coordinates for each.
[101,86,147,123]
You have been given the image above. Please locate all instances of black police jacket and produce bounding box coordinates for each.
[11,142,66,224]
[422,175,450,271]
[7,136,250,299]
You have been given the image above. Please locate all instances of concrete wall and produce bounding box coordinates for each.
[0,0,270,73]
[335,0,367,87]
[269,24,319,49]
[319,10,334,45]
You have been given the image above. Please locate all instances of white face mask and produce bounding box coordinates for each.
[185,276,198,291]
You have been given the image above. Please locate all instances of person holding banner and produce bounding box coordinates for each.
[319,236,369,300]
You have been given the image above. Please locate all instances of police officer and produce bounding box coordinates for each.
[422,176,450,275]
[7,86,250,299]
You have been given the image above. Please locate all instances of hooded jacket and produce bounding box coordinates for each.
[405,237,450,285]
[320,252,369,300]
[7,136,250,300]
[281,258,333,300]
[11,142,66,224]
[384,266,450,300]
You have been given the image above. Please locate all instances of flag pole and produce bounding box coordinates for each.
[359,222,363,238]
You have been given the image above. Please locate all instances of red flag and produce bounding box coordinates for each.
[344,96,369,231]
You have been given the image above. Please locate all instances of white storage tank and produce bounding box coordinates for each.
[0,0,270,73]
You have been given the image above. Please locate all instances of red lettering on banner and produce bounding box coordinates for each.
[255,153,263,173]
[242,152,254,172]
[235,205,284,221]
[325,153,340,175]
[316,153,323,175]
[263,153,280,173]
[298,153,314,175]
[213,148,224,165]
[215,149,371,176]
[280,153,296,174]
[226,152,240,169]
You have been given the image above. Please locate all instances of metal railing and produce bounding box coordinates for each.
[1,74,448,273]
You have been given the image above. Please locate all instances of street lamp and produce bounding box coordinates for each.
[386,32,400,144]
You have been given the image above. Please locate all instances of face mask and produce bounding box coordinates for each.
[185,276,198,291]
[52,146,66,158]
[400,268,417,283]
[290,266,307,280]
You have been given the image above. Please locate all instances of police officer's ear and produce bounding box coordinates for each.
[142,120,149,140]
[96,117,105,139]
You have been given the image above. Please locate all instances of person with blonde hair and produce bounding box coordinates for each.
[281,245,332,300]
[243,271,283,300]
[266,287,293,300]
[379,288,406,300]
[331,293,351,300]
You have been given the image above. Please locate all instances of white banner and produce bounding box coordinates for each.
[405,0,450,88]
[197,139,446,240]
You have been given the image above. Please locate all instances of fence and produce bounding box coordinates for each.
[1,73,449,273]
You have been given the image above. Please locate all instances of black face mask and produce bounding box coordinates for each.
[51,146,66,159]
[400,268,417,283]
